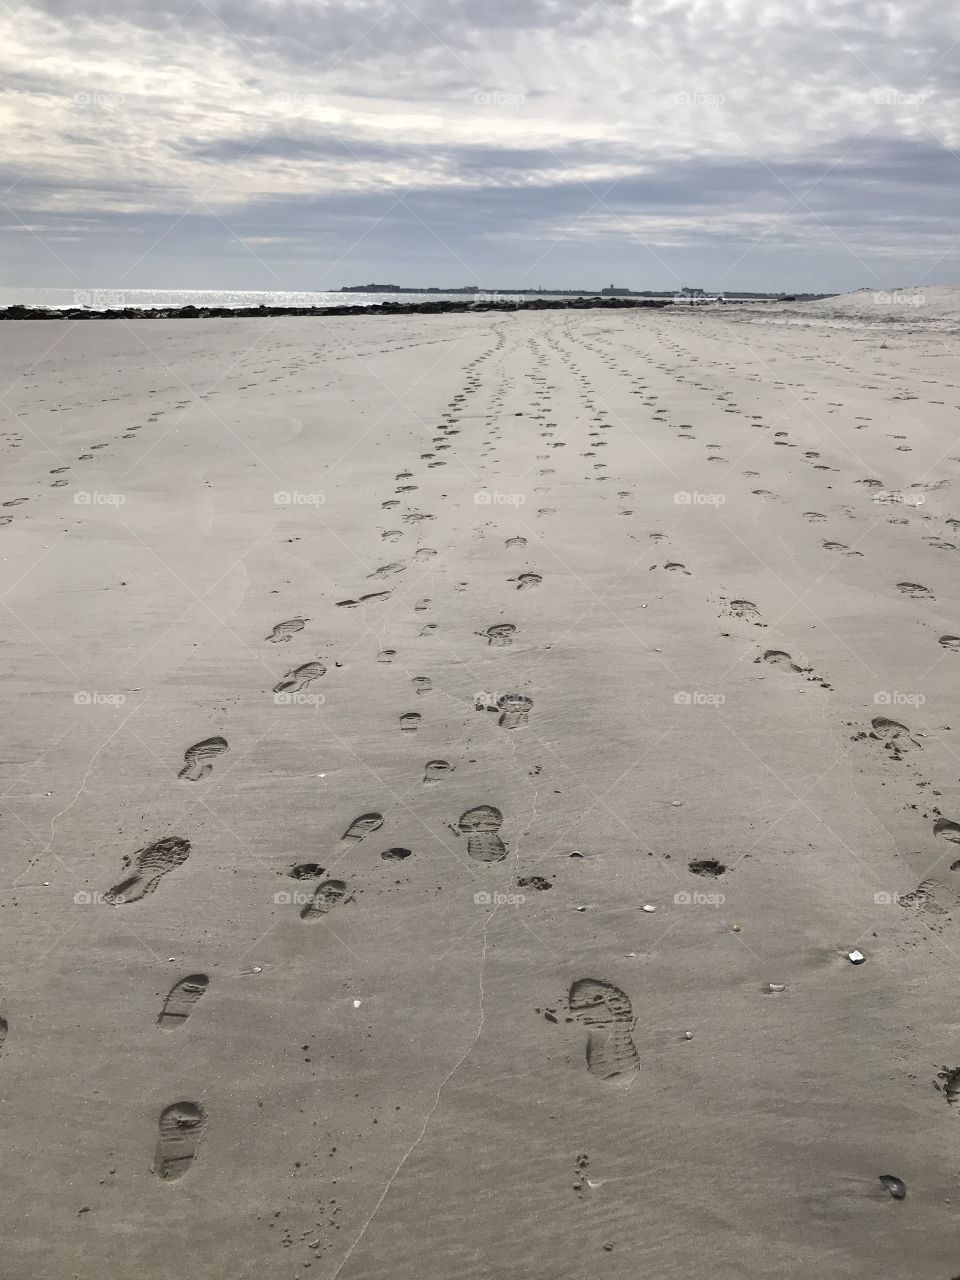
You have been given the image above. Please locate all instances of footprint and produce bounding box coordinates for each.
[458,805,506,862]
[381,847,412,861]
[763,650,802,672]
[289,862,324,879]
[300,879,348,919]
[803,512,826,522]
[178,736,228,782]
[728,600,759,620]
[157,975,209,1030]
[934,817,960,845]
[486,624,516,647]
[505,536,527,548]
[497,693,533,729]
[897,582,934,600]
[106,837,191,905]
[871,717,920,751]
[400,711,421,732]
[368,562,405,580]
[154,1102,206,1181]
[377,649,397,663]
[413,548,437,561]
[568,979,639,1084]
[516,573,542,590]
[689,859,725,877]
[342,813,383,841]
[939,636,960,651]
[412,676,432,695]
[423,760,454,784]
[273,661,325,694]
[266,618,306,643]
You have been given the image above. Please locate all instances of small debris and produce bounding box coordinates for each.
[848,950,865,965]
[683,1030,694,1040]
[765,983,787,993]
[879,1174,906,1200]
[642,903,657,913]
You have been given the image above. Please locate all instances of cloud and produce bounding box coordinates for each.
[2,0,959,289]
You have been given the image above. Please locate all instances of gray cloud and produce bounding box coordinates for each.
[2,0,959,290]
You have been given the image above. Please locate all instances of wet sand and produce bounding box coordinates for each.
[2,301,960,1279]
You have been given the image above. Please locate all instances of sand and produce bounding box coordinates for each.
[2,302,960,1279]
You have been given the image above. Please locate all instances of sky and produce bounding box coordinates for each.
[1,0,958,293]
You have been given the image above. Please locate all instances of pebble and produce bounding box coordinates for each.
[879,1174,906,1200]
[683,1031,694,1040]
[766,983,787,993]
[642,904,657,913]
[848,950,865,964]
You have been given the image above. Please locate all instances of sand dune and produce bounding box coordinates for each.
[2,306,960,1278]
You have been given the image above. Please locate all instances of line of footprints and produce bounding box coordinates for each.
[90,334,658,1186]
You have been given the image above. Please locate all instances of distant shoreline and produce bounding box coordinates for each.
[0,296,676,320]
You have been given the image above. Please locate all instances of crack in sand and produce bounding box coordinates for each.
[14,695,150,885]
[330,904,499,1280]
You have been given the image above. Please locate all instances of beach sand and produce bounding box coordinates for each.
[2,298,960,1278]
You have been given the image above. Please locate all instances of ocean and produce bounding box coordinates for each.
[0,288,569,310]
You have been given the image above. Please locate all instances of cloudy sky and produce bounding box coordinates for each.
[1,0,957,292]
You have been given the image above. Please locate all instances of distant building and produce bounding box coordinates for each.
[680,287,705,297]
[601,284,632,296]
